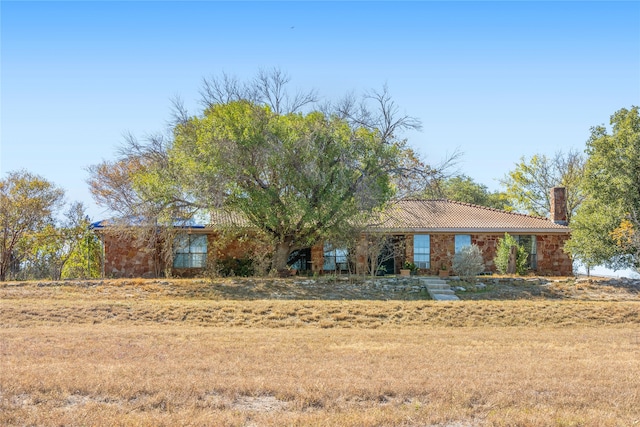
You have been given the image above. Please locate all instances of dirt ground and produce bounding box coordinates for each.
[2,274,639,301]
[452,275,640,301]
[2,275,639,426]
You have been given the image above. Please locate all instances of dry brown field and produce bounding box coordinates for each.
[1,278,639,426]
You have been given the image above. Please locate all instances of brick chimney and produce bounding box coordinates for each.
[550,186,568,225]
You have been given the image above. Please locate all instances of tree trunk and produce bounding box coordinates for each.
[273,238,293,272]
[51,266,62,281]
[507,245,517,274]
[0,252,9,281]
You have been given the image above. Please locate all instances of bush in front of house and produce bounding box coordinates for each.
[452,244,484,281]
[217,257,255,277]
[494,233,528,275]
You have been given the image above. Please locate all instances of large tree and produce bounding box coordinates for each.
[567,106,640,271]
[564,197,625,274]
[90,70,424,272]
[0,170,64,281]
[500,149,585,221]
[168,101,398,270]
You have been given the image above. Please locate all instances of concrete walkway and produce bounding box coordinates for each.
[420,277,460,301]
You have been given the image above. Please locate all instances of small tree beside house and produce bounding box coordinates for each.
[494,233,529,275]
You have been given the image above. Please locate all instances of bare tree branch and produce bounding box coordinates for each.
[200,71,254,108]
[254,67,318,114]
[333,84,422,145]
[200,68,317,114]
[168,95,190,128]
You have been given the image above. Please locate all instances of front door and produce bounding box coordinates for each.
[377,235,405,275]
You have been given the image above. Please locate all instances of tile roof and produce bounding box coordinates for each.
[206,200,570,234]
[208,210,251,228]
[368,200,570,234]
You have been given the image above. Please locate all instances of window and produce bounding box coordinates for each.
[455,235,471,253]
[288,248,311,271]
[323,244,349,271]
[515,235,537,269]
[173,234,207,268]
[413,234,430,269]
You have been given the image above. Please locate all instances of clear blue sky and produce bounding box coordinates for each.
[2,1,639,220]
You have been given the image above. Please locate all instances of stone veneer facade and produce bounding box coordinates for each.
[101,233,163,278]
[534,234,572,276]
[99,231,572,278]
[396,232,572,276]
[100,231,267,278]
[100,230,329,278]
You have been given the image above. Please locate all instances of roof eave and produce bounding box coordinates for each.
[366,227,570,234]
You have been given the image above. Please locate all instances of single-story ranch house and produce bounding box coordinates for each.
[93,187,573,278]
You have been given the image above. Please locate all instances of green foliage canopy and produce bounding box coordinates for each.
[564,197,624,272]
[0,170,65,281]
[439,175,510,210]
[139,101,400,270]
[501,150,585,221]
[567,106,640,271]
[19,202,96,280]
[89,71,425,274]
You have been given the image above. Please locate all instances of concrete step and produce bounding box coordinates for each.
[421,278,448,284]
[423,283,450,290]
[431,294,460,301]
[420,277,460,301]
[428,289,456,295]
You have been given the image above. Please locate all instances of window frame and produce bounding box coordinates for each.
[413,234,430,269]
[287,248,311,272]
[515,235,537,270]
[323,244,349,272]
[173,233,208,269]
[454,234,472,254]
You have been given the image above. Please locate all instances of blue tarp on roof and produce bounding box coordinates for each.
[90,219,206,229]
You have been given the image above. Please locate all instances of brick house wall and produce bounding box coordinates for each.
[173,232,273,277]
[310,244,325,274]
[429,234,455,272]
[471,234,501,273]
[470,233,572,276]
[100,230,269,278]
[100,229,573,278]
[400,232,572,276]
[101,233,163,278]
[332,231,572,277]
[535,234,572,276]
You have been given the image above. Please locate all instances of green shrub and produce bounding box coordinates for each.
[494,233,528,275]
[217,258,255,277]
[403,261,418,272]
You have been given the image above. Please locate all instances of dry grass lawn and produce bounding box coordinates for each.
[1,278,639,426]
